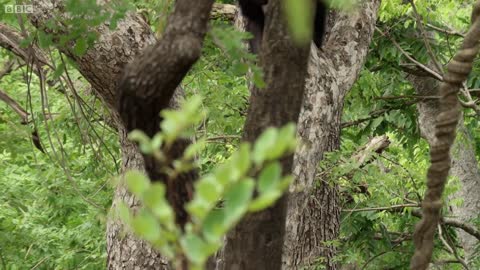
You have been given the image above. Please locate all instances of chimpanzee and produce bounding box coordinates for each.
[238,0,328,54]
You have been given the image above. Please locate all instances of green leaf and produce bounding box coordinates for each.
[253,128,278,165]
[37,31,53,48]
[184,138,206,160]
[143,184,173,222]
[223,179,255,226]
[266,123,296,159]
[125,170,150,197]
[150,134,163,151]
[252,67,266,88]
[116,202,132,224]
[52,63,66,80]
[202,209,226,243]
[180,233,212,265]
[215,165,232,186]
[233,143,251,176]
[258,162,282,193]
[283,0,314,45]
[73,38,88,56]
[132,211,160,242]
[249,191,282,212]
[278,175,294,191]
[196,176,222,204]
[128,130,153,154]
[186,198,210,221]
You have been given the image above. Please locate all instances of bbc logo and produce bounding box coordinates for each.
[4,4,34,13]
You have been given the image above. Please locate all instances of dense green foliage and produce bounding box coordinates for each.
[0,0,479,269]
[0,53,117,268]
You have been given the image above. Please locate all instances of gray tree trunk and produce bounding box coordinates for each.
[283,1,381,269]
[407,72,480,266]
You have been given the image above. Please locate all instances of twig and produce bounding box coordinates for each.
[206,135,241,142]
[341,99,418,128]
[342,203,419,212]
[376,27,443,81]
[438,224,469,269]
[0,88,29,122]
[408,0,444,73]
[410,210,480,241]
[426,23,465,38]
[374,95,440,100]
[30,256,50,270]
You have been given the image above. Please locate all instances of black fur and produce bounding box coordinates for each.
[238,0,327,53]
[313,1,327,48]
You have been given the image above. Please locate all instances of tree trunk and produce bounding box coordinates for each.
[28,1,190,268]
[220,1,312,269]
[283,1,381,269]
[407,72,480,266]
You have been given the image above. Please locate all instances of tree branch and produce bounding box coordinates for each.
[425,23,465,38]
[341,100,418,128]
[411,210,480,242]
[0,88,29,122]
[116,0,214,229]
[376,26,443,81]
[0,22,48,65]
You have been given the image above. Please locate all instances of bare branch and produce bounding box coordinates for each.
[343,203,420,213]
[341,100,418,128]
[426,23,465,38]
[0,22,48,65]
[0,88,29,122]
[408,0,444,73]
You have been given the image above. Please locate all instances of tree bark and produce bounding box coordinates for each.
[28,1,199,268]
[220,1,312,269]
[407,72,480,266]
[283,1,381,269]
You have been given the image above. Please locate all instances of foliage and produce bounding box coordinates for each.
[0,51,117,268]
[335,0,480,268]
[0,0,479,269]
[118,97,296,269]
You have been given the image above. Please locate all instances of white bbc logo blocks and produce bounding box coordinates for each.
[4,4,34,13]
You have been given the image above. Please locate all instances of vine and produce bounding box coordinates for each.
[410,1,480,269]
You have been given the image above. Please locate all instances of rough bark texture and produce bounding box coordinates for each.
[116,0,214,234]
[220,1,312,269]
[407,73,480,266]
[211,3,237,21]
[27,1,180,268]
[283,1,381,269]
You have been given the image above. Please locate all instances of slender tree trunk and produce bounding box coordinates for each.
[220,1,312,269]
[407,72,480,266]
[283,1,381,269]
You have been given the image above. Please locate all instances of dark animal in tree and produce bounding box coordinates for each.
[238,0,328,53]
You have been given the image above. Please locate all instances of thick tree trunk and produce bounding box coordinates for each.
[407,73,480,266]
[283,1,381,269]
[220,1,312,269]
[28,1,180,268]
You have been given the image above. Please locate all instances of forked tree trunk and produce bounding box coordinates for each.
[283,1,380,269]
